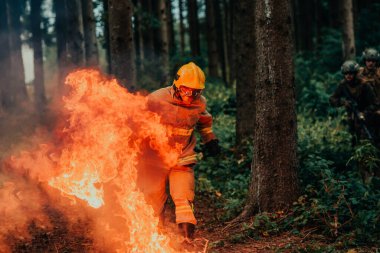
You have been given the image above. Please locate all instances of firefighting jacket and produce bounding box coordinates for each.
[147,86,216,166]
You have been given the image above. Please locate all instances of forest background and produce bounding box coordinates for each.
[0,0,379,252]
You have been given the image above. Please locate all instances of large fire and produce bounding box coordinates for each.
[0,69,184,252]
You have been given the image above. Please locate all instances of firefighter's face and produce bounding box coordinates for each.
[365,60,376,69]
[178,86,202,104]
[344,73,355,81]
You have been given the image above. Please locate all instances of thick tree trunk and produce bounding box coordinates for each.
[241,0,298,217]
[108,0,136,90]
[158,0,170,84]
[234,0,255,146]
[206,0,218,77]
[340,0,356,60]
[31,0,46,112]
[7,0,28,104]
[66,0,85,68]
[178,0,185,56]
[81,0,99,66]
[54,0,68,83]
[166,0,175,56]
[0,0,11,108]
[187,0,200,57]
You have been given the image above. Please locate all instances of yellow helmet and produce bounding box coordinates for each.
[173,62,205,89]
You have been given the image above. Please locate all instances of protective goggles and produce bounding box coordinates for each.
[178,87,203,98]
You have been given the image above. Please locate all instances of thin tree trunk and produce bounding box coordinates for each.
[234,0,255,146]
[54,0,68,84]
[178,0,185,56]
[158,0,169,84]
[226,0,234,84]
[103,0,111,73]
[241,0,298,217]
[296,0,314,51]
[135,0,144,70]
[81,0,99,66]
[7,0,28,104]
[0,0,11,108]
[206,0,218,77]
[328,0,341,29]
[66,0,85,68]
[166,0,175,56]
[108,0,136,90]
[340,0,356,60]
[31,0,46,112]
[215,1,227,83]
[141,0,154,61]
[152,0,161,57]
[187,0,200,57]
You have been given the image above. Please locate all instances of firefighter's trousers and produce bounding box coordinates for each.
[138,164,197,225]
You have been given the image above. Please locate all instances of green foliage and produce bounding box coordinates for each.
[348,141,380,176]
[197,39,380,248]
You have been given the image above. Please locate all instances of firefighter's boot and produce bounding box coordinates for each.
[178,222,195,241]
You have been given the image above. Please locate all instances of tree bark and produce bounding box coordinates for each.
[31,0,46,112]
[187,0,200,57]
[0,0,11,108]
[7,0,28,104]
[206,0,218,77]
[241,0,298,217]
[108,0,136,90]
[81,0,99,66]
[340,0,356,60]
[66,0,85,68]
[178,0,185,56]
[158,0,170,83]
[234,0,255,146]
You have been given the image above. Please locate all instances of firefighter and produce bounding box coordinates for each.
[138,62,220,242]
[330,60,376,146]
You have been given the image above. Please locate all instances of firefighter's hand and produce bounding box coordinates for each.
[203,139,221,157]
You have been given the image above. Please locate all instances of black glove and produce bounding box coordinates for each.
[203,139,221,157]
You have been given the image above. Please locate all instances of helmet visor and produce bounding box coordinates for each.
[178,86,203,98]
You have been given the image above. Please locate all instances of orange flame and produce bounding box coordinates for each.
[2,69,183,252]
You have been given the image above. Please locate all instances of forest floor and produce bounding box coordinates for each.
[0,111,378,253]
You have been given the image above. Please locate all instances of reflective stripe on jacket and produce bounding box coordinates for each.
[147,86,216,165]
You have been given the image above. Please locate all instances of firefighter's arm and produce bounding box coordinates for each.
[196,108,220,156]
[196,109,216,143]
